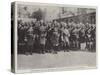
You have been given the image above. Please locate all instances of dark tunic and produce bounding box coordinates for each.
[79,29,86,43]
[50,27,60,46]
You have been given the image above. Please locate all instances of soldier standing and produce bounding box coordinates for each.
[39,20,47,54]
[61,22,70,52]
[50,21,60,54]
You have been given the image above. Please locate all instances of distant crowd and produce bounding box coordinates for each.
[18,19,96,54]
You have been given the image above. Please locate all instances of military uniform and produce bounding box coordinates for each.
[39,24,47,53]
[50,26,60,53]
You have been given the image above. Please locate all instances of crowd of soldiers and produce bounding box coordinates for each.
[18,19,96,54]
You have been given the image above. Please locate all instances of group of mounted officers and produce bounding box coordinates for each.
[18,19,96,54]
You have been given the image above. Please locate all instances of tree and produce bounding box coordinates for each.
[31,8,43,20]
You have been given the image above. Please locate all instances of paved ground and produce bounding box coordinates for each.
[17,51,96,70]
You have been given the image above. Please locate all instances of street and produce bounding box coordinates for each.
[17,51,96,70]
